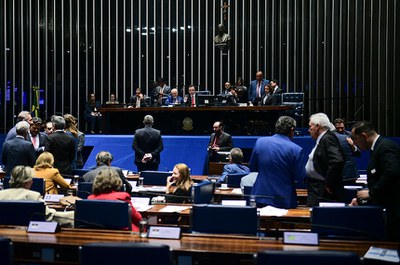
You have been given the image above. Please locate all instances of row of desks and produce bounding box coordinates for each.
[0,226,398,265]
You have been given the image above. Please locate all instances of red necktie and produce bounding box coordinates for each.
[191,95,195,106]
[256,82,261,98]
[32,136,37,148]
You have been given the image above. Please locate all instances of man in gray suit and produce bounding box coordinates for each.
[1,121,36,176]
[83,151,132,193]
[132,115,164,172]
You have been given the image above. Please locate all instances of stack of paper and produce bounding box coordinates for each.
[259,205,288,216]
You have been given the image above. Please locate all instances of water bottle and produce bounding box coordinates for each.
[139,219,148,238]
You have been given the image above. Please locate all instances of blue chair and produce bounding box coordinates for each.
[140,171,171,186]
[191,180,214,204]
[3,177,45,196]
[226,173,248,188]
[257,250,361,265]
[80,242,171,265]
[0,200,46,226]
[0,237,13,265]
[77,182,93,199]
[242,186,253,206]
[311,206,386,240]
[75,200,131,230]
[191,204,258,235]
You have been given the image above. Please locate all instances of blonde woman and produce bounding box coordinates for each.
[34,152,75,194]
[165,163,194,203]
[88,168,142,231]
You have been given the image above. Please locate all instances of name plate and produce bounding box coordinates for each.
[27,221,60,233]
[44,194,64,203]
[148,226,181,239]
[319,202,345,207]
[283,232,319,245]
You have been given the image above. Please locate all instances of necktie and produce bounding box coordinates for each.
[256,82,261,98]
[136,97,140,108]
[32,136,37,148]
[191,95,195,107]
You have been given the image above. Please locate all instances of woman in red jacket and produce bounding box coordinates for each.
[88,168,142,231]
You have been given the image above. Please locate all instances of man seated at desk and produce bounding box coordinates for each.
[165,88,183,106]
[129,88,148,108]
[218,148,250,183]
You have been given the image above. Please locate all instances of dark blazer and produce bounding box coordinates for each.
[129,96,148,107]
[313,131,344,190]
[184,94,199,107]
[44,131,76,175]
[248,78,269,103]
[83,164,132,193]
[1,136,36,176]
[27,132,47,155]
[132,126,164,166]
[207,132,233,152]
[334,133,359,181]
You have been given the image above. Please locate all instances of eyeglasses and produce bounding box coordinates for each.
[46,127,53,130]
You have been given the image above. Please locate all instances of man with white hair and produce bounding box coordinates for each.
[5,111,33,141]
[132,115,164,172]
[1,121,36,176]
[305,113,345,206]
[165,88,183,105]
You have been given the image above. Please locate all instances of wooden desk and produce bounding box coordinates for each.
[98,105,292,135]
[0,227,397,265]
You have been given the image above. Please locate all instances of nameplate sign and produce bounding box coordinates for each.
[283,232,319,245]
[319,202,346,207]
[221,200,247,206]
[27,221,60,233]
[44,194,64,203]
[148,226,181,239]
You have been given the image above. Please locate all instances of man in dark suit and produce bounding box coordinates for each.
[5,111,33,141]
[129,88,148,108]
[248,71,269,106]
[250,116,306,209]
[184,85,199,107]
[207,121,233,162]
[83,151,132,193]
[26,117,47,156]
[1,121,36,176]
[44,116,76,176]
[350,121,400,241]
[305,113,345,206]
[132,115,164,172]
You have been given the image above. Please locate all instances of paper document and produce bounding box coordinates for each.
[231,188,243,195]
[364,246,399,263]
[158,206,190,213]
[259,205,288,216]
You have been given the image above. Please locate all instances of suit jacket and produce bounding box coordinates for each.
[312,131,344,190]
[165,95,183,105]
[248,78,269,103]
[272,86,283,95]
[1,136,36,176]
[44,131,76,175]
[184,94,199,107]
[367,137,400,207]
[83,164,132,193]
[208,132,233,152]
[0,188,74,227]
[335,133,359,181]
[88,191,142,232]
[34,167,71,194]
[132,126,164,166]
[5,126,17,141]
[129,95,148,107]
[250,134,306,209]
[218,163,250,183]
[27,132,47,156]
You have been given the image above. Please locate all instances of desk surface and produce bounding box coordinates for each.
[0,226,398,265]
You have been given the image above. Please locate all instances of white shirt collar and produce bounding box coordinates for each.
[371,134,380,151]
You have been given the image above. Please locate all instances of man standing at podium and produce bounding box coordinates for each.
[207,121,233,162]
[132,115,164,172]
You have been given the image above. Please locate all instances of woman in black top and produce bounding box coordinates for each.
[165,163,193,203]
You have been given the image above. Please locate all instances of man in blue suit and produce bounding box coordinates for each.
[1,121,36,176]
[248,71,269,105]
[218,148,250,183]
[249,116,306,208]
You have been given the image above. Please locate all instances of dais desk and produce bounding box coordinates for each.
[0,227,397,265]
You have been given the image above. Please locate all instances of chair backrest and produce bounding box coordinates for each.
[191,181,214,204]
[2,176,10,189]
[191,204,258,235]
[0,200,46,226]
[77,182,93,199]
[31,178,46,196]
[0,237,13,265]
[242,186,253,206]
[72,169,90,177]
[311,206,386,240]
[75,200,131,230]
[140,171,171,186]
[226,173,248,188]
[80,242,171,265]
[257,250,361,265]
